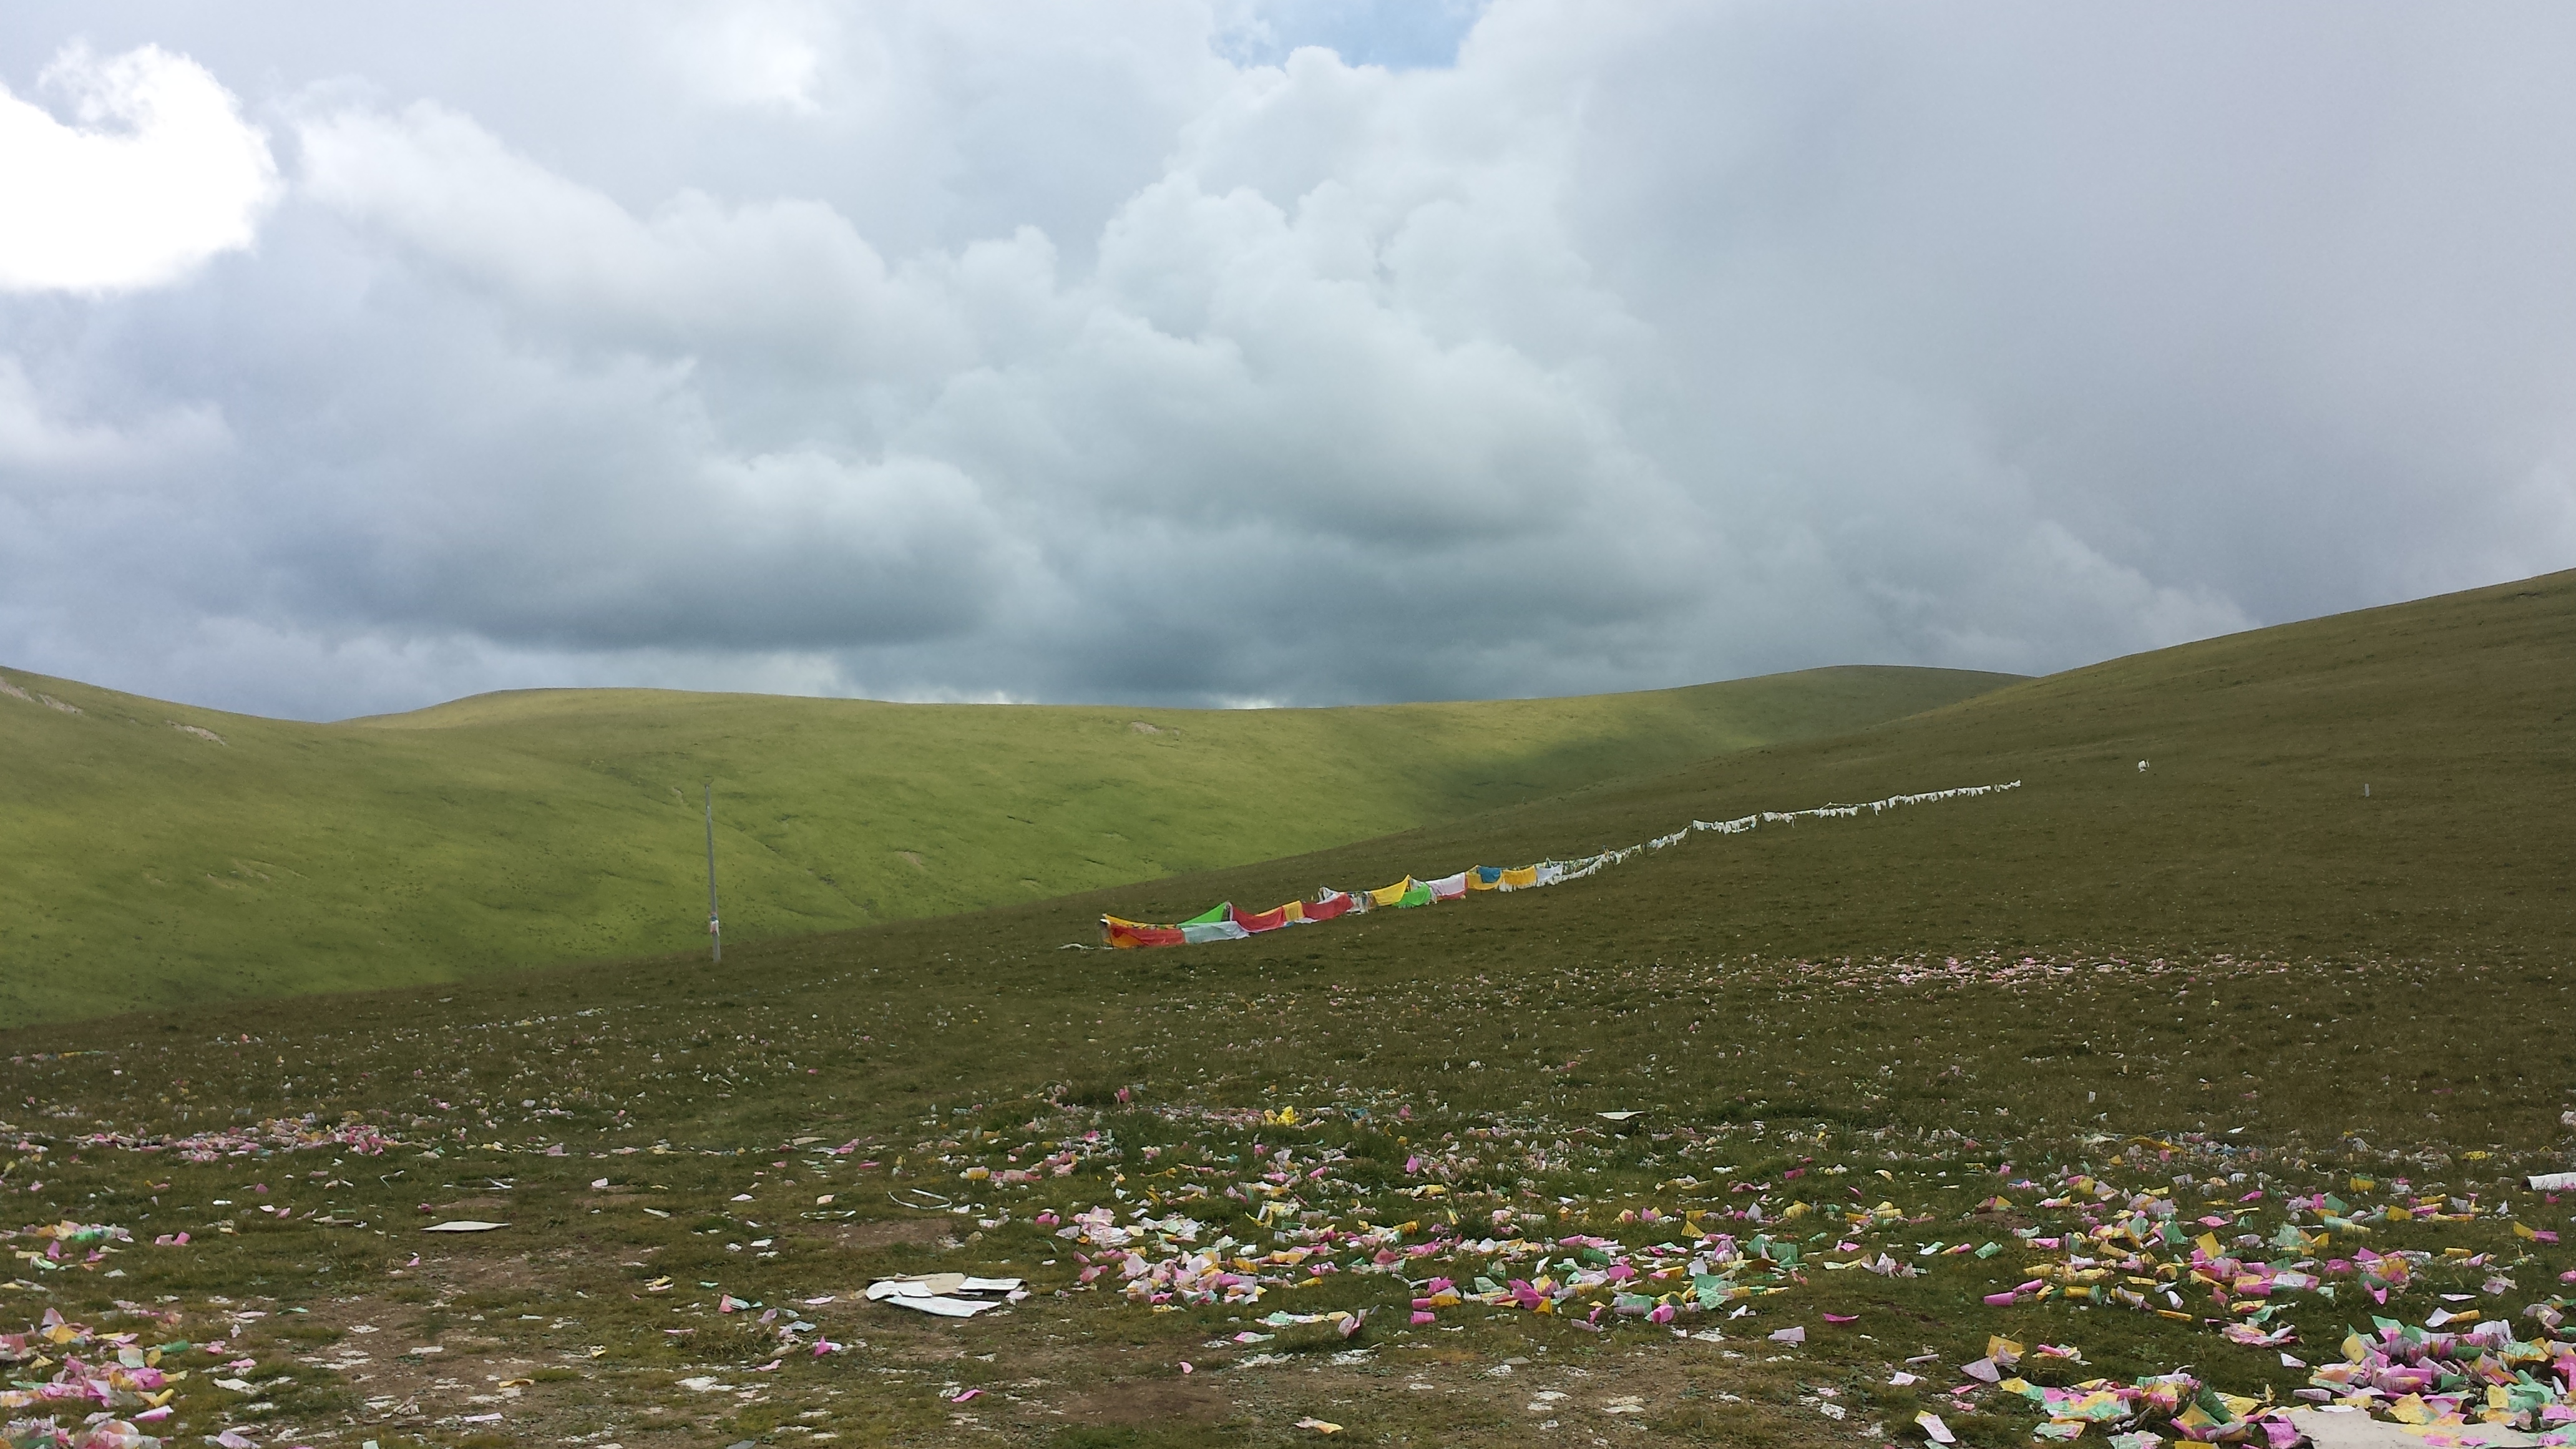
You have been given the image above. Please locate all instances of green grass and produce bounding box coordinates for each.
[0,663,2009,1024]
[1104,564,2576,964]
[0,568,2568,1447]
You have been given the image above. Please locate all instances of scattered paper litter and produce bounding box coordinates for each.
[866,1272,1025,1318]
[421,1220,508,1233]
[1294,1418,1342,1435]
[2286,1406,2540,1448]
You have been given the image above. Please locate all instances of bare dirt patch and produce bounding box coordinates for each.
[1056,1375,1231,1425]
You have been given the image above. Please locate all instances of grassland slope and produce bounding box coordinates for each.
[1086,565,2576,966]
[0,662,2008,1023]
[0,575,2570,1449]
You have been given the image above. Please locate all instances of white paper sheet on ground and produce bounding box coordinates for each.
[2288,1407,2540,1448]
[879,1292,999,1317]
[1596,1111,1642,1123]
[2529,1171,2576,1191]
[866,1273,1023,1317]
[872,1273,966,1296]
[869,1273,1025,1295]
[421,1221,509,1232]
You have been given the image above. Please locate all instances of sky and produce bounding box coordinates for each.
[2,2,2571,721]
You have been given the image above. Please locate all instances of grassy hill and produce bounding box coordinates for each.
[1095,565,2576,965]
[0,661,2009,1024]
[0,570,2569,1449]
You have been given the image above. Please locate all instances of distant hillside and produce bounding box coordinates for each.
[1074,567,2576,968]
[0,663,2010,1023]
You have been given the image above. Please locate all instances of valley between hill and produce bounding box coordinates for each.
[0,663,2009,1023]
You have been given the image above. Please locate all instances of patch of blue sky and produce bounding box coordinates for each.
[1221,0,1490,71]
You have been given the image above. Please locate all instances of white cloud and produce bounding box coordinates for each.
[1,3,2572,720]
[0,356,227,472]
[296,100,970,376]
[0,43,279,293]
[662,1,833,113]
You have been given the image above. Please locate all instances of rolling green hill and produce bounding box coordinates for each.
[0,577,2569,1449]
[1083,566,2576,966]
[0,661,2011,1024]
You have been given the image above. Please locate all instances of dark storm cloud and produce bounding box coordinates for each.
[0,2,2569,720]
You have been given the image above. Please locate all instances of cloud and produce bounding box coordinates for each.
[661,1,834,113]
[0,356,227,472]
[273,74,1700,686]
[0,2,2570,721]
[297,100,970,374]
[0,42,280,293]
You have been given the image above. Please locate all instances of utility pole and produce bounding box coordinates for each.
[705,781,721,964]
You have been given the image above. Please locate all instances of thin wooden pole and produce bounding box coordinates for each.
[705,781,721,964]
